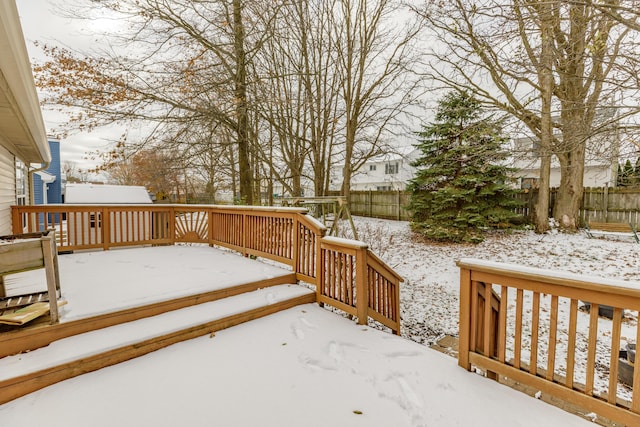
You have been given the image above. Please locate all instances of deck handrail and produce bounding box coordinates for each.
[458,258,640,426]
[11,204,401,333]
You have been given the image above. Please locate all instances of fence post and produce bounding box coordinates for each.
[458,267,472,371]
[397,190,401,221]
[603,186,609,222]
[355,245,369,326]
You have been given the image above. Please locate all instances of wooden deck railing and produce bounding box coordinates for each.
[458,258,640,426]
[317,237,402,334]
[11,204,402,333]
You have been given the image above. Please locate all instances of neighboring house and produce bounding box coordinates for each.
[65,184,153,204]
[512,135,617,189]
[65,184,153,244]
[0,1,51,235]
[33,139,62,204]
[329,147,420,192]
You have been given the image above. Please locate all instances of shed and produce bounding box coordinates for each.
[65,184,153,246]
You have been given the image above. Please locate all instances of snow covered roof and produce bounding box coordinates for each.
[65,184,152,204]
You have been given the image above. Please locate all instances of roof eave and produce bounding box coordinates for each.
[0,1,50,164]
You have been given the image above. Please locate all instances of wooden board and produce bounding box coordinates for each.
[0,301,66,326]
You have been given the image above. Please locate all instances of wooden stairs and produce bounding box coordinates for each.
[0,276,315,405]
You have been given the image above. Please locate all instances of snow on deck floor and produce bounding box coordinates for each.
[1,304,593,427]
[7,245,293,321]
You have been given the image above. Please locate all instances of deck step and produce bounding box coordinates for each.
[0,284,315,404]
[0,273,297,358]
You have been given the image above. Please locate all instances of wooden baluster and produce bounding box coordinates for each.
[608,307,623,405]
[530,292,540,376]
[566,299,578,389]
[586,303,599,396]
[546,295,559,381]
[498,286,508,364]
[514,288,524,370]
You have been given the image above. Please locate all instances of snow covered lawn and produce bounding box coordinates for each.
[347,217,640,345]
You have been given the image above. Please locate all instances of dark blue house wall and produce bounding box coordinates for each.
[33,139,62,205]
[46,139,62,204]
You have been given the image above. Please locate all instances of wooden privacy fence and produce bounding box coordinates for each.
[11,204,402,334]
[458,258,640,426]
[343,187,640,227]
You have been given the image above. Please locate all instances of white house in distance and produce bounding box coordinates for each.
[511,135,617,190]
[0,1,51,235]
[330,147,420,192]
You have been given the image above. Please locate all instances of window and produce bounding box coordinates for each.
[90,213,102,228]
[376,186,392,191]
[15,160,27,205]
[369,164,377,171]
[385,162,399,175]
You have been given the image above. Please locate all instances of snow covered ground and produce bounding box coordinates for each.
[345,217,640,344]
[345,216,640,402]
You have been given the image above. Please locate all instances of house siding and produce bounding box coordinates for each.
[0,145,16,235]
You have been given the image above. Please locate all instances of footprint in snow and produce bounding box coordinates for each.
[328,341,343,363]
[291,324,305,339]
[299,355,337,372]
[395,376,423,410]
[384,351,423,358]
[298,316,316,329]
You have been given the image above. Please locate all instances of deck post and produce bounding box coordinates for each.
[41,234,59,323]
[208,210,214,247]
[168,206,176,245]
[292,217,300,280]
[102,207,110,250]
[458,267,472,371]
[355,246,368,326]
[11,206,21,234]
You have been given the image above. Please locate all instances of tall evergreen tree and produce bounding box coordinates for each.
[407,91,521,243]
[634,157,640,187]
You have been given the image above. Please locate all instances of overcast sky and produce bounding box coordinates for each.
[16,0,122,175]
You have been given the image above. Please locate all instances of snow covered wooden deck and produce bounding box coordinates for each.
[0,245,305,355]
[0,245,316,404]
[0,303,593,427]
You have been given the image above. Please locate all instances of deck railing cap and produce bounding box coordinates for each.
[457,257,640,294]
[322,236,368,249]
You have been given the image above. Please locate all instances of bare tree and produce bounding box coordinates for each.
[416,0,640,231]
[34,0,286,205]
[332,0,423,201]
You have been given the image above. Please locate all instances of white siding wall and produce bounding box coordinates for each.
[0,145,16,234]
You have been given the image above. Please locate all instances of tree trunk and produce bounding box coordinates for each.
[533,0,554,234]
[553,145,585,229]
[233,0,253,205]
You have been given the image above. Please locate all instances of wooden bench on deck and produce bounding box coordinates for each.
[585,221,639,243]
[0,230,62,325]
